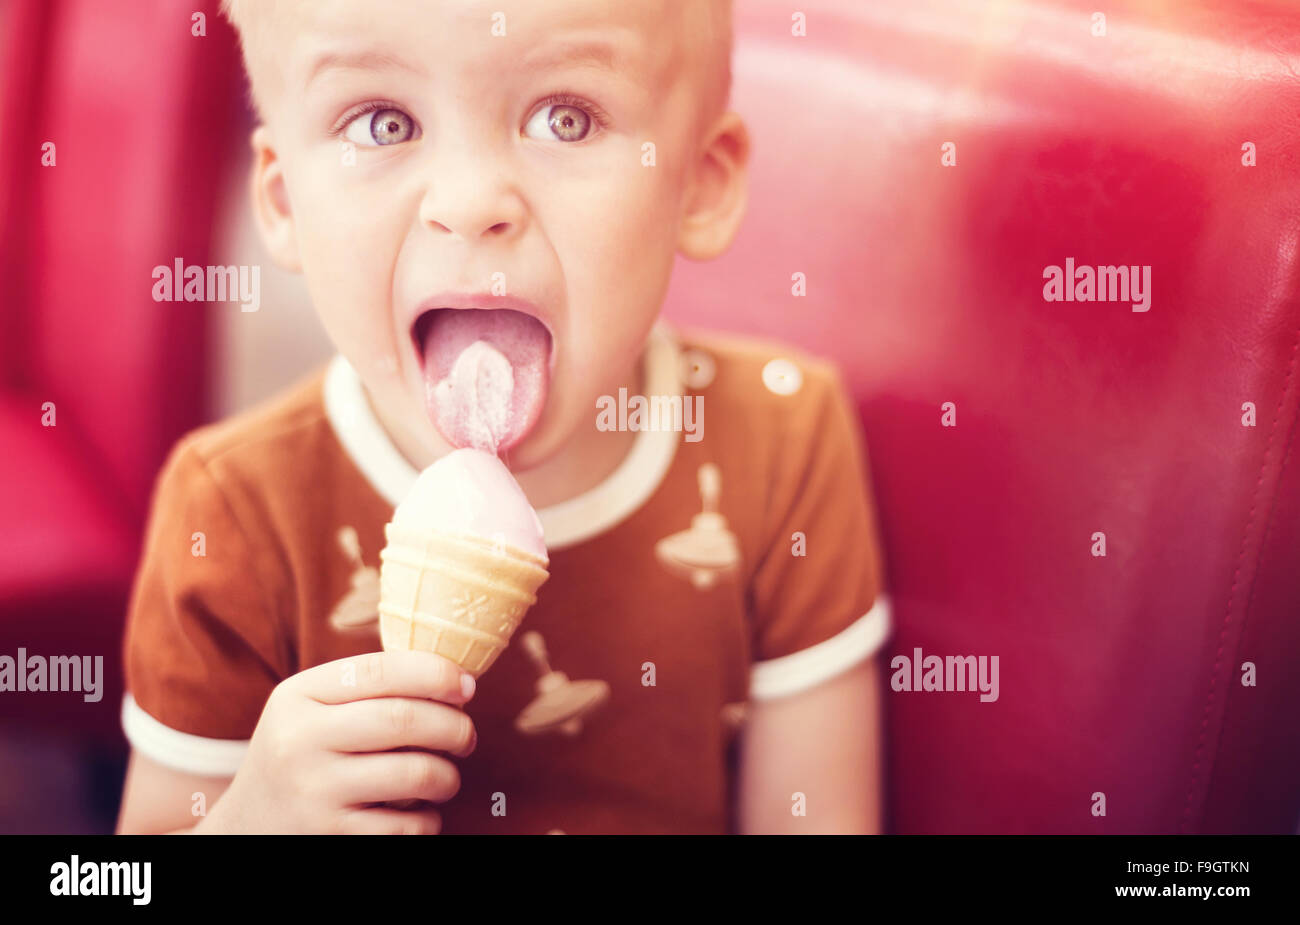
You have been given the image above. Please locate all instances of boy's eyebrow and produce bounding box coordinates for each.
[518,39,625,74]
[303,48,426,87]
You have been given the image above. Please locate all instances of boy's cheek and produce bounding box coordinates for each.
[296,224,397,351]
[290,182,402,281]
[556,170,678,266]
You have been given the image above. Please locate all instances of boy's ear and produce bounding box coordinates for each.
[249,126,302,272]
[677,110,751,261]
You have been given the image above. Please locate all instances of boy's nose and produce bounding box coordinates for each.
[417,151,527,242]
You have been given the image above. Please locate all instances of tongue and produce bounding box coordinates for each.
[422,309,551,454]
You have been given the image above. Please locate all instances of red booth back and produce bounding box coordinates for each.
[664,0,1300,833]
[0,0,242,739]
[2,0,240,512]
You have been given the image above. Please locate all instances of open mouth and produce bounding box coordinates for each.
[412,307,553,454]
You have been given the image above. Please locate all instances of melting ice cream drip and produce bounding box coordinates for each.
[433,340,514,454]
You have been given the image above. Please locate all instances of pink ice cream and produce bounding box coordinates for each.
[394,448,547,561]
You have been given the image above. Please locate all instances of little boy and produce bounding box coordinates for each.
[116,0,889,835]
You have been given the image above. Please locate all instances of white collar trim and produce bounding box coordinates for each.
[323,322,682,550]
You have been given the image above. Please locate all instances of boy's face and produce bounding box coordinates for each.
[245,0,742,470]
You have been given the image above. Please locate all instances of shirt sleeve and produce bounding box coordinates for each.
[121,439,288,775]
[746,360,890,701]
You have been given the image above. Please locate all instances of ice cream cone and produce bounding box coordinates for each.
[377,524,549,678]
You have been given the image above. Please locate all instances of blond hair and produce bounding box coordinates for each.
[220,0,732,125]
[219,0,278,119]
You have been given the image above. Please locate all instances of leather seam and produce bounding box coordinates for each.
[1180,323,1300,832]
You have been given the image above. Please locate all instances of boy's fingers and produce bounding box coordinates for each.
[332,751,463,806]
[325,697,477,757]
[300,650,474,706]
[337,806,442,836]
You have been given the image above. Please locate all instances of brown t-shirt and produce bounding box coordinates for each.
[121,322,890,834]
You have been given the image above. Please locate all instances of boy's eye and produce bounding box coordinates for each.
[342,107,419,146]
[523,103,593,143]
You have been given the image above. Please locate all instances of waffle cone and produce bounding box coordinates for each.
[377,524,549,678]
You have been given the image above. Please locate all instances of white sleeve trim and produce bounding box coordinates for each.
[121,693,250,777]
[748,596,892,701]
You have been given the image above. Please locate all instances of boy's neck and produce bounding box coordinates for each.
[367,347,647,511]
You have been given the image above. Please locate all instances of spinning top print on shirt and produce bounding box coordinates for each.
[513,630,610,736]
[655,464,742,589]
[328,526,381,631]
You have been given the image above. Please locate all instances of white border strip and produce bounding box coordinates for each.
[121,693,249,777]
[749,596,893,701]
[324,322,683,551]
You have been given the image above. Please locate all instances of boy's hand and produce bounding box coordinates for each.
[199,651,478,835]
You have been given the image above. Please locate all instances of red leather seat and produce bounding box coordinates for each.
[666,0,1300,833]
[0,0,242,741]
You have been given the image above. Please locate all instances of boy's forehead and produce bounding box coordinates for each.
[275,0,683,77]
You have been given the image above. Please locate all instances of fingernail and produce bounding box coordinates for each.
[460,672,476,701]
